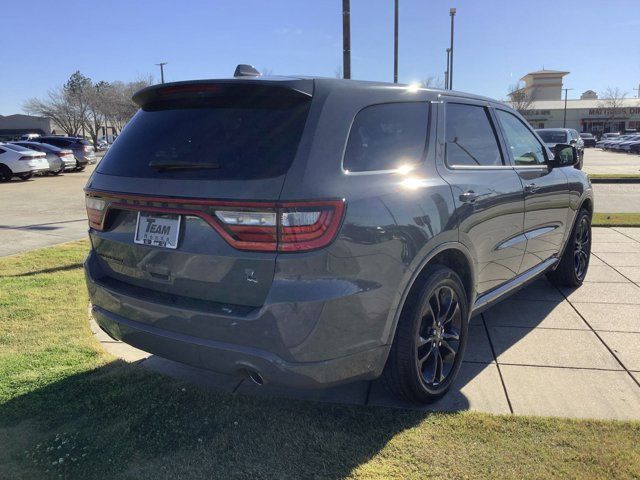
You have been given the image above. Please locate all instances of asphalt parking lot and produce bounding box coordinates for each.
[582,147,640,175]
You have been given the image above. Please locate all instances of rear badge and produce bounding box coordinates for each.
[134,212,181,249]
[245,269,258,284]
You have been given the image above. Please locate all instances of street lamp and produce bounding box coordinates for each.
[449,8,456,90]
[155,62,168,84]
[394,0,399,83]
[562,87,573,128]
[342,0,351,79]
[445,48,451,89]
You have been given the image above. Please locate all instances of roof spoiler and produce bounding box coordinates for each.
[132,79,314,107]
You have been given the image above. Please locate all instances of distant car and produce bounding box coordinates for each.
[30,136,96,170]
[579,132,596,148]
[536,128,584,169]
[20,133,41,141]
[601,133,620,140]
[10,141,76,173]
[0,143,49,181]
[598,134,633,150]
[613,135,640,152]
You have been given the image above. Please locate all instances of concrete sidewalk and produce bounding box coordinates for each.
[91,227,640,420]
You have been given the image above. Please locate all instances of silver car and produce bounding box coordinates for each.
[10,141,76,174]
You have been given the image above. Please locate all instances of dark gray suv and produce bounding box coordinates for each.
[84,74,593,403]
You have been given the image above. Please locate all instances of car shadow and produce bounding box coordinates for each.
[0,360,441,479]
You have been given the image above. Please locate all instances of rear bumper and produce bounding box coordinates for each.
[85,252,389,388]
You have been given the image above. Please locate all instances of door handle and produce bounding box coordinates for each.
[524,183,540,193]
[459,190,479,204]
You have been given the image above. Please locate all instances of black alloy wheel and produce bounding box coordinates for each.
[416,285,462,388]
[573,215,590,281]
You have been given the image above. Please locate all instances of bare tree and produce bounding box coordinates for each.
[598,87,628,132]
[507,82,535,115]
[24,86,84,136]
[421,76,444,89]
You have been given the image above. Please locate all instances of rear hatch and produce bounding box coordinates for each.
[86,79,314,308]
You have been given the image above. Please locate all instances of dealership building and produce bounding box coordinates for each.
[510,70,640,135]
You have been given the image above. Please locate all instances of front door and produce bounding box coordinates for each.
[436,100,526,295]
[494,108,569,273]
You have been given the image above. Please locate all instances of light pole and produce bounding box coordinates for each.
[393,0,399,83]
[342,0,351,79]
[562,88,573,128]
[449,8,456,90]
[155,62,168,84]
[445,48,451,89]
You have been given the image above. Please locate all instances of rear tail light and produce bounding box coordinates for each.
[85,194,345,252]
[85,197,107,229]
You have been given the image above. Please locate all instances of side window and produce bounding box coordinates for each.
[496,110,547,166]
[343,102,428,172]
[445,103,503,167]
[0,148,5,154]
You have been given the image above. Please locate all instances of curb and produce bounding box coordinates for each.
[589,178,640,184]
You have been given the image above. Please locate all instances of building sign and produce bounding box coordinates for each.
[587,107,640,117]
[522,109,551,117]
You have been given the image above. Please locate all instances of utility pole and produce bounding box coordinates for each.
[393,0,399,83]
[155,62,168,84]
[449,8,456,90]
[562,88,573,128]
[445,48,451,89]
[634,83,640,98]
[342,0,351,79]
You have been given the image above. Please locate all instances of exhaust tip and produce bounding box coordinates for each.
[245,369,265,386]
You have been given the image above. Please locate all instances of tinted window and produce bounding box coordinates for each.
[497,110,547,165]
[343,103,428,172]
[0,148,5,154]
[445,103,503,167]
[579,133,593,138]
[537,130,568,143]
[97,98,310,180]
[41,138,69,148]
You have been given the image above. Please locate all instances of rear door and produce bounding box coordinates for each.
[494,108,570,273]
[86,81,313,308]
[436,99,526,295]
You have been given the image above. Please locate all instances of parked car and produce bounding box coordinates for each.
[535,128,584,169]
[0,143,49,181]
[30,136,96,170]
[597,134,633,150]
[579,132,596,147]
[601,132,620,140]
[10,141,76,173]
[84,73,593,403]
[611,134,640,152]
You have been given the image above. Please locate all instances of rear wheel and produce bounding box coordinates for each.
[75,166,86,172]
[0,165,12,182]
[547,208,591,287]
[18,173,33,181]
[382,265,469,404]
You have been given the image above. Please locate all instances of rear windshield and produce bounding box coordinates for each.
[537,130,568,143]
[579,133,593,138]
[4,144,32,152]
[97,94,311,180]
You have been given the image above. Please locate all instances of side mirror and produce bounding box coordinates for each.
[548,144,578,168]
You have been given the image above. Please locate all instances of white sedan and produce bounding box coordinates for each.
[0,143,49,181]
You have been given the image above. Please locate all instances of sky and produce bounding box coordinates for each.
[1,0,640,115]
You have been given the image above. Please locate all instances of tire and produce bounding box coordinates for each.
[52,166,64,175]
[0,164,12,182]
[18,173,33,181]
[547,208,591,287]
[75,166,86,172]
[382,265,469,404]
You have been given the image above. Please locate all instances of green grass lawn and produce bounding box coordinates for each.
[1,241,639,479]
[593,213,640,227]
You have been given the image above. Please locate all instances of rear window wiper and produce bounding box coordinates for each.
[149,160,221,171]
